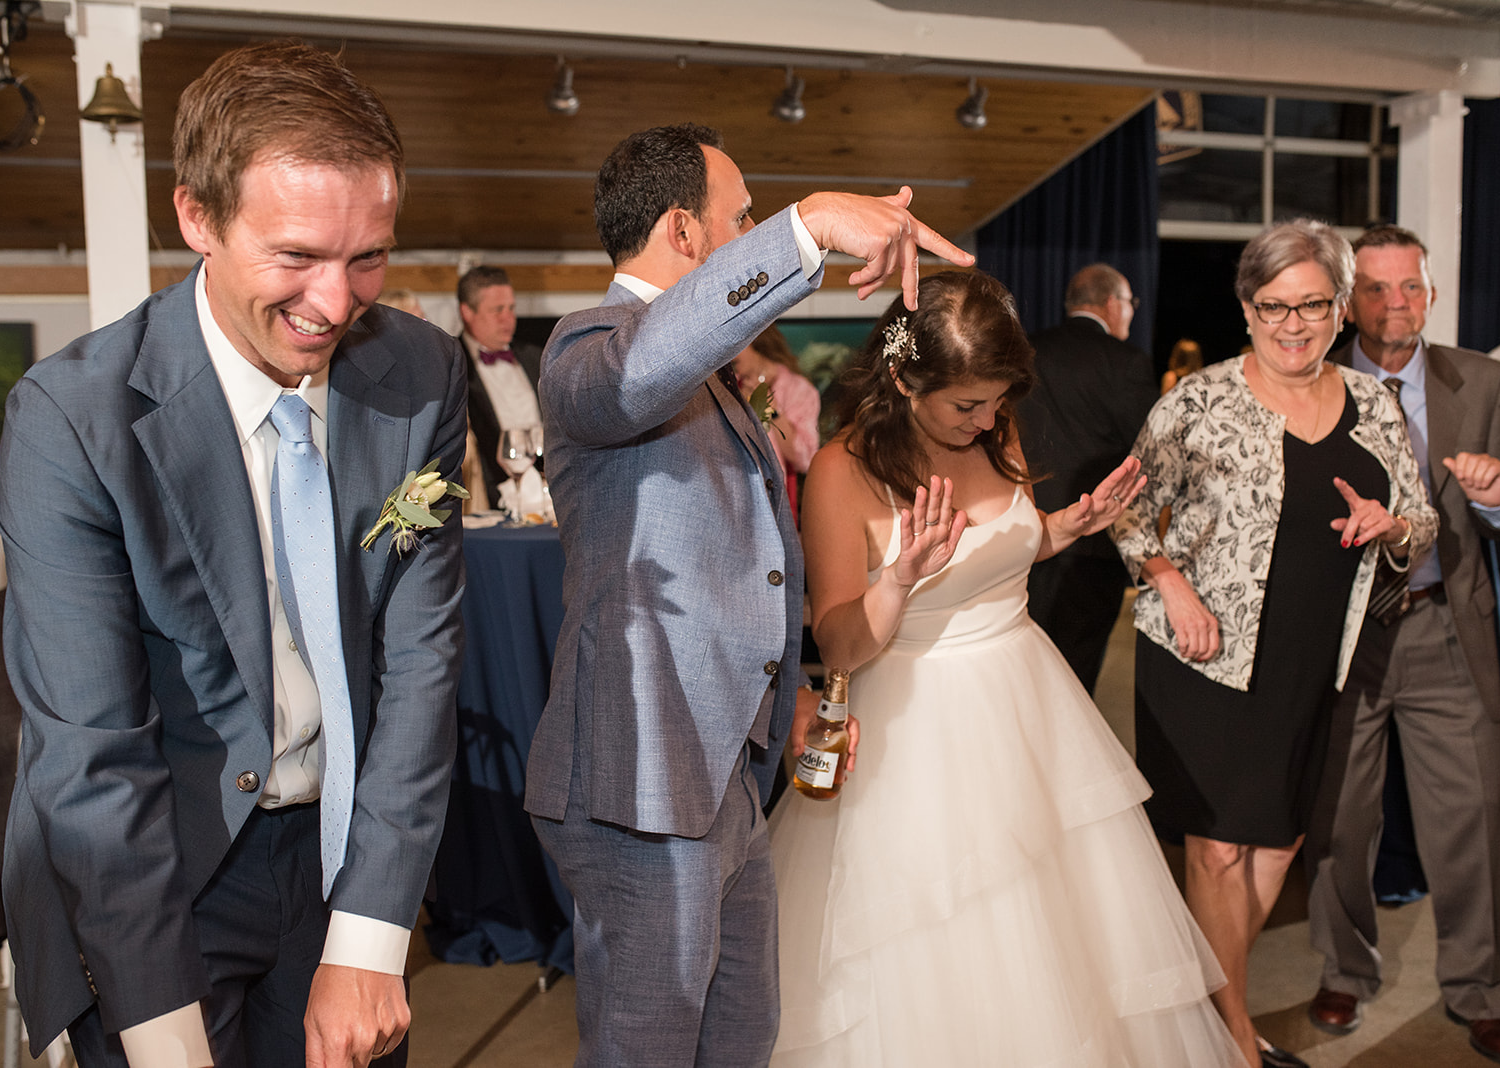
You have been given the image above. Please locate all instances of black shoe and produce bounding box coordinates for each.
[1258,1039,1310,1068]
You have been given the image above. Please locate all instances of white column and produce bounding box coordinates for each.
[1389,90,1466,346]
[67,0,153,331]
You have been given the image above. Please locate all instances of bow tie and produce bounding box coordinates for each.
[478,348,516,366]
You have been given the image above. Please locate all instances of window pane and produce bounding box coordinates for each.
[1160,148,1262,224]
[1201,94,1265,135]
[1274,100,1374,141]
[1273,155,1371,226]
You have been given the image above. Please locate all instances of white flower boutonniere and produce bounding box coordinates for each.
[360,459,470,555]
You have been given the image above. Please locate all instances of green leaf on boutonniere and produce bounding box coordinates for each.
[748,381,785,439]
[360,458,471,553]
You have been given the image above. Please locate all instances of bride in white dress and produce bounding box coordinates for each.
[770,272,1247,1067]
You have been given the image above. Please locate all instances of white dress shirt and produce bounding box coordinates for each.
[462,333,542,434]
[118,269,410,1068]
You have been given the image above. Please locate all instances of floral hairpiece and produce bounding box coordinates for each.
[883,317,918,372]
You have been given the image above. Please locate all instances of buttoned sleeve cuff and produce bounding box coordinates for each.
[119,1004,213,1068]
[1470,500,1500,525]
[321,910,410,975]
[788,203,827,281]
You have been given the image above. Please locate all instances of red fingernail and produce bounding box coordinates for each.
[1341,539,1349,547]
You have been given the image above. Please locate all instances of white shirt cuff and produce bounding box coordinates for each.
[321,910,410,975]
[119,1003,213,1068]
[788,203,827,281]
[1470,499,1500,524]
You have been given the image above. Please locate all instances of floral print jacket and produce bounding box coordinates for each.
[1110,356,1439,692]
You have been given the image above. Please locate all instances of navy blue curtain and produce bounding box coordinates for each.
[976,103,1159,353]
[1460,97,1500,354]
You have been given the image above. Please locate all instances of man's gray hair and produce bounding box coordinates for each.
[1064,263,1128,310]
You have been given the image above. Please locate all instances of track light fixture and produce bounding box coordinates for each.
[547,56,579,116]
[772,66,805,124]
[956,77,988,130]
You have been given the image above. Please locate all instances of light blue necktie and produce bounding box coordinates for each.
[269,394,355,899]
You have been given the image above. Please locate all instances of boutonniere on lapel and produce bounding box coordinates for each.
[747,380,785,440]
[360,459,470,555]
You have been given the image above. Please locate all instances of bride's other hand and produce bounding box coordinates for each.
[893,476,967,588]
[1056,456,1146,541]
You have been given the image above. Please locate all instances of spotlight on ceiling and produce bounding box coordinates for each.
[547,57,579,116]
[772,67,805,124]
[956,77,988,130]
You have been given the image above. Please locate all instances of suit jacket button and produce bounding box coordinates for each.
[747,278,760,294]
[763,661,780,676]
[236,770,260,793]
[768,570,784,586]
[727,291,741,307]
[738,285,751,300]
[765,478,776,494]
[756,272,769,286]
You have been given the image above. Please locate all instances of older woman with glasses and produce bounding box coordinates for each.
[1111,219,1437,1068]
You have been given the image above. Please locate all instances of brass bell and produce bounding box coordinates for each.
[80,63,142,141]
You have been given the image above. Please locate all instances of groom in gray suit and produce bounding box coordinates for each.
[526,123,972,1064]
[0,42,465,1067]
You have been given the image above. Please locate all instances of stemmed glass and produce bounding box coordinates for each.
[498,426,536,524]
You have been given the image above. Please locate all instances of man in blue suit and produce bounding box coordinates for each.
[0,42,466,1067]
[526,123,972,1065]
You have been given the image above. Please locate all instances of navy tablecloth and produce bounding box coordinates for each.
[425,523,574,972]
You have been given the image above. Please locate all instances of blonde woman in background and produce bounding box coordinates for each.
[1161,337,1203,394]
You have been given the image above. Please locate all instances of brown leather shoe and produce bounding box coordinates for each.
[1308,987,1362,1035]
[1468,1017,1500,1063]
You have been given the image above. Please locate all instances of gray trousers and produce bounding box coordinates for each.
[1305,594,1500,1019]
[533,747,779,1067]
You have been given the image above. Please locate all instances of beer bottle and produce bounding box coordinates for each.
[793,669,850,801]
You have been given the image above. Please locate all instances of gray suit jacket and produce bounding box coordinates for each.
[1331,339,1500,714]
[526,208,818,837]
[0,269,467,1047]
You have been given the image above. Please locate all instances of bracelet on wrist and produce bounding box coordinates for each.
[1388,515,1412,551]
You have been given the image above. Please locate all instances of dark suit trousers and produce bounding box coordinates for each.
[1026,551,1128,694]
[67,804,408,1068]
[533,747,778,1067]
[1305,594,1500,1019]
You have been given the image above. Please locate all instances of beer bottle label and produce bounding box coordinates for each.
[795,746,840,789]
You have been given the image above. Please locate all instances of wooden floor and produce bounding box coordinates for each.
[8,595,1487,1066]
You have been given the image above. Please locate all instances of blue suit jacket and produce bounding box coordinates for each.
[0,269,467,1048]
[526,209,818,837]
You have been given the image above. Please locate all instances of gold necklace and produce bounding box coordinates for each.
[1287,367,1327,440]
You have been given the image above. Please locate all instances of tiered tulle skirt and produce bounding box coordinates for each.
[769,617,1245,1067]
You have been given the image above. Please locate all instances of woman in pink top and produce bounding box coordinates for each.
[734,325,821,523]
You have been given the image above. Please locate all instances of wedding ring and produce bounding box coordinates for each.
[1110,494,1123,502]
[925,519,939,526]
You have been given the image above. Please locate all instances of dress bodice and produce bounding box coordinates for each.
[870,481,1041,650]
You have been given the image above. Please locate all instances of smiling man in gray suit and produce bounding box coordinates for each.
[526,124,972,1065]
[1305,224,1500,1062]
[0,42,465,1068]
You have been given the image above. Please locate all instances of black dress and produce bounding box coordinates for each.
[1135,388,1389,847]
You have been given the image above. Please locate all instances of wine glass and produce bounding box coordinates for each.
[498,427,536,523]
[528,424,545,471]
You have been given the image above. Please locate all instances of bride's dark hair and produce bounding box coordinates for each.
[836,271,1035,502]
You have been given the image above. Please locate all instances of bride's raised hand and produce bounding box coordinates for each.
[1054,456,1146,541]
[893,476,968,588]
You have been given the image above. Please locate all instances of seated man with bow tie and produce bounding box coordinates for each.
[456,265,543,504]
